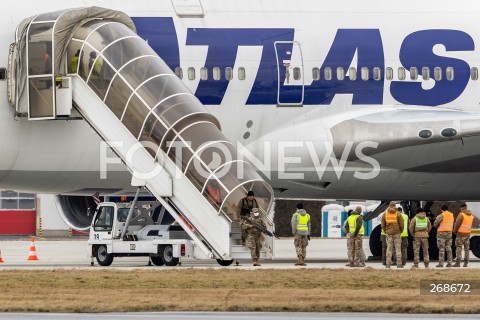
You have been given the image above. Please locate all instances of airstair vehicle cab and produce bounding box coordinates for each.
[8,7,275,265]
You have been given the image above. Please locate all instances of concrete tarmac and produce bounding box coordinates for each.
[0,237,478,269]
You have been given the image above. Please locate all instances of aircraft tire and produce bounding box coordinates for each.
[369,225,382,257]
[95,245,114,266]
[471,236,480,259]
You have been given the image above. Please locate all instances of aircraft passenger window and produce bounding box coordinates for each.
[471,67,479,80]
[213,67,221,81]
[238,67,246,80]
[385,67,393,80]
[324,67,332,81]
[422,67,430,80]
[434,67,442,81]
[398,67,406,80]
[225,67,233,80]
[349,67,357,81]
[410,67,418,80]
[200,67,208,80]
[293,67,301,80]
[336,67,345,81]
[175,67,183,79]
[0,68,6,80]
[187,67,195,80]
[373,67,381,81]
[312,67,320,80]
[361,67,369,81]
[446,67,454,81]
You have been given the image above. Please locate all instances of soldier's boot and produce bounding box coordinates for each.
[385,264,391,269]
[453,261,461,267]
[411,264,418,269]
[463,262,468,267]
[446,262,453,268]
[253,259,261,267]
[299,257,306,266]
[435,263,444,268]
[354,263,365,268]
[396,264,404,268]
[424,262,429,269]
[345,263,351,267]
[295,256,302,266]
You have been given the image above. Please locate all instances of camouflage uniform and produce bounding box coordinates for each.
[437,232,453,266]
[413,238,429,266]
[386,234,402,266]
[455,236,470,265]
[349,236,363,266]
[294,234,308,260]
[241,214,265,265]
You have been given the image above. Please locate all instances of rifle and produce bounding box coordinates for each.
[241,216,279,239]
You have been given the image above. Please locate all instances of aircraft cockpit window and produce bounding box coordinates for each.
[446,67,454,81]
[434,67,442,81]
[361,67,369,81]
[410,67,418,80]
[293,67,301,80]
[225,67,233,80]
[336,67,344,81]
[312,67,320,81]
[324,67,332,81]
[200,67,208,80]
[373,67,381,81]
[422,67,430,80]
[213,67,221,80]
[471,67,478,80]
[385,67,393,80]
[398,67,406,80]
[349,67,357,81]
[187,67,195,80]
[0,68,6,81]
[175,67,183,79]
[238,67,246,80]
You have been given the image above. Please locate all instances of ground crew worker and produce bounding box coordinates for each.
[453,204,474,267]
[70,49,80,73]
[344,206,365,267]
[241,208,265,266]
[88,51,102,79]
[409,208,431,269]
[398,207,409,266]
[380,214,387,265]
[344,210,366,266]
[434,204,454,267]
[238,191,258,245]
[381,201,404,268]
[291,203,310,266]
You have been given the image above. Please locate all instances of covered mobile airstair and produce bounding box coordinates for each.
[8,7,274,261]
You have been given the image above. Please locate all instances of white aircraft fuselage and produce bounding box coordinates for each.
[1,0,480,200]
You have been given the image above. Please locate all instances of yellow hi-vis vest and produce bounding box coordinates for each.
[401,213,409,237]
[415,217,428,230]
[348,214,364,236]
[295,213,310,231]
[70,56,79,73]
[438,211,454,232]
[458,213,474,234]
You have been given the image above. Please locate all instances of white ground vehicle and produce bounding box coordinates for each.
[88,199,208,267]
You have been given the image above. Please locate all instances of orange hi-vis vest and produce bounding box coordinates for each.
[458,212,474,234]
[438,211,454,232]
[385,211,398,225]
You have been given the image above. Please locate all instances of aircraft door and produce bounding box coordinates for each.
[274,41,304,106]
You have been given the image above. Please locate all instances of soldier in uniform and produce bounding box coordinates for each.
[381,201,404,268]
[344,206,365,267]
[409,208,432,269]
[434,204,454,267]
[238,191,259,245]
[291,203,311,266]
[241,208,265,266]
[453,204,474,267]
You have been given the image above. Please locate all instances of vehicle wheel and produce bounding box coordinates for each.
[216,259,234,266]
[369,225,382,257]
[471,236,480,259]
[161,245,179,266]
[150,256,165,266]
[96,245,113,266]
